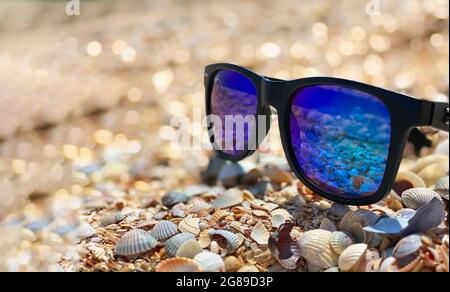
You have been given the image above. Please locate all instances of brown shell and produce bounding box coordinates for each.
[156,257,202,272]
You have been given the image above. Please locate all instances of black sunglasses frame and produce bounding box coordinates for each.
[204,63,449,206]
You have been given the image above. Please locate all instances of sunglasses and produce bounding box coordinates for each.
[204,63,449,206]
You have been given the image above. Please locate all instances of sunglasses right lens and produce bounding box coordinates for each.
[289,85,391,198]
[210,69,258,157]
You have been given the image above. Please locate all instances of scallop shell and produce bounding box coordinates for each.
[338,243,368,272]
[329,231,354,255]
[435,176,449,200]
[212,188,244,209]
[211,210,228,223]
[156,257,202,272]
[251,222,270,245]
[237,265,260,272]
[165,233,196,257]
[298,229,338,269]
[393,171,426,195]
[271,214,286,229]
[114,229,158,257]
[401,188,443,210]
[99,212,126,227]
[150,220,178,241]
[320,218,337,232]
[270,208,293,221]
[209,230,241,253]
[175,239,203,259]
[347,222,367,243]
[178,216,200,236]
[339,210,378,233]
[224,256,242,272]
[193,251,225,272]
[161,191,190,207]
[198,229,212,248]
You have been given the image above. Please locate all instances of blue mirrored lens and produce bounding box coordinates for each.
[289,85,391,198]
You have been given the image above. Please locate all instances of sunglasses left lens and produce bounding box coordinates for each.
[289,85,391,198]
[210,69,258,157]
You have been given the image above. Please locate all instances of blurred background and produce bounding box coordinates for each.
[0,0,448,271]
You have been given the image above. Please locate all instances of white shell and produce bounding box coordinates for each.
[193,251,225,272]
[329,231,354,255]
[271,214,286,229]
[178,216,201,236]
[114,229,158,257]
[298,229,338,270]
[150,220,178,241]
[250,222,270,245]
[212,189,244,209]
[175,239,203,259]
[338,243,368,272]
[402,188,443,209]
[165,233,196,257]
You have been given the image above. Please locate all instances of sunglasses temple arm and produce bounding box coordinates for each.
[428,101,449,132]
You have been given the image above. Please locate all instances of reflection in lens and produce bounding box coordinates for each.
[289,85,391,198]
[210,69,258,157]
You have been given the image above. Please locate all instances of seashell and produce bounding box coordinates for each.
[338,244,368,272]
[178,216,201,236]
[298,229,338,270]
[319,218,337,232]
[329,232,354,255]
[150,220,178,241]
[211,210,228,223]
[410,154,448,173]
[367,232,383,248]
[385,190,404,211]
[156,257,202,272]
[99,212,126,227]
[198,229,211,248]
[218,162,253,188]
[165,233,196,257]
[395,208,416,220]
[435,138,449,155]
[193,251,225,272]
[161,191,190,208]
[251,222,270,245]
[271,214,286,229]
[393,234,423,270]
[435,176,449,200]
[328,203,350,219]
[354,209,379,226]
[237,265,260,272]
[171,204,187,218]
[77,222,97,239]
[254,249,275,267]
[379,256,397,272]
[324,267,340,272]
[339,210,378,233]
[88,246,106,261]
[209,230,241,253]
[114,229,158,257]
[224,256,242,272]
[212,188,244,209]
[263,164,293,184]
[417,161,449,186]
[347,222,367,243]
[268,224,302,270]
[136,219,158,230]
[401,188,443,209]
[248,181,275,198]
[175,239,203,259]
[201,154,228,183]
[270,208,293,221]
[393,171,426,195]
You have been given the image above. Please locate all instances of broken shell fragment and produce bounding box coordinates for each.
[178,216,200,236]
[156,257,202,272]
[150,220,178,241]
[114,229,158,257]
[193,251,225,272]
[175,239,203,259]
[99,212,126,227]
[224,256,242,272]
[320,218,337,232]
[212,189,244,209]
[328,203,350,219]
[161,191,190,208]
[251,222,270,245]
[209,230,241,253]
[338,243,368,272]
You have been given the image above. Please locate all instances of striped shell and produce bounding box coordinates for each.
[114,229,158,257]
[251,222,270,245]
[212,189,244,209]
[161,191,190,207]
[320,218,337,232]
[298,229,338,270]
[435,176,449,200]
[392,234,423,271]
[136,219,158,230]
[211,210,228,223]
[208,230,241,253]
[99,212,126,227]
[339,210,378,233]
[178,216,201,236]
[328,203,351,219]
[150,220,178,241]
[329,231,354,255]
[193,251,225,272]
[175,239,203,259]
[338,243,368,272]
[165,233,195,257]
[156,257,202,272]
[401,188,443,210]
